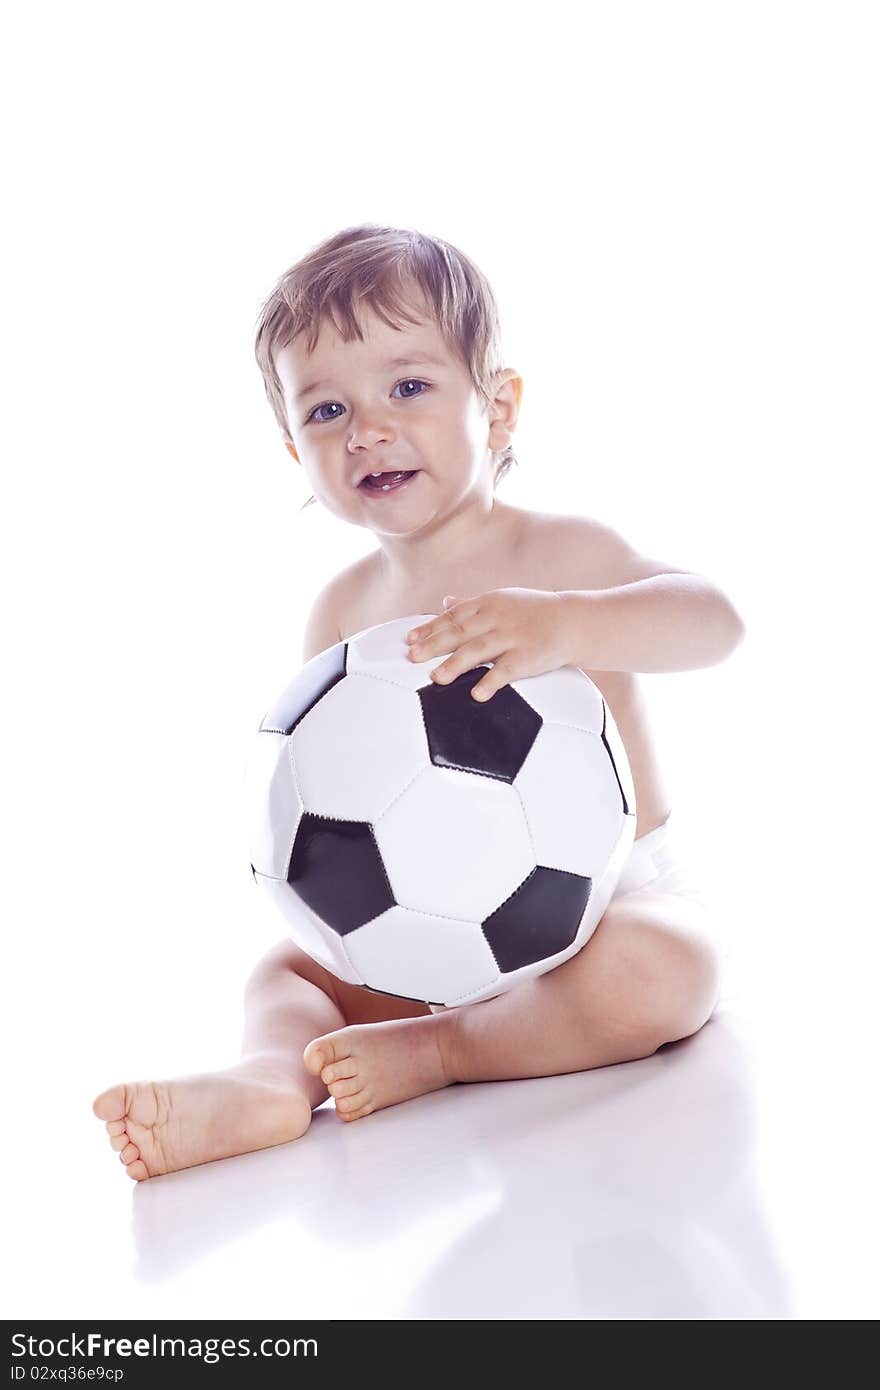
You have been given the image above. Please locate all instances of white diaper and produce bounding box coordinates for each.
[610,811,707,905]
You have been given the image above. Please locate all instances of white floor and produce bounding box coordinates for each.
[6,974,878,1320]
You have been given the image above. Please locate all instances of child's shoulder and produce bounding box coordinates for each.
[522,507,620,562]
[311,506,691,659]
[521,507,693,592]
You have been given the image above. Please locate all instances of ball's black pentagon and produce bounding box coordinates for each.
[483,864,592,973]
[600,699,631,816]
[419,668,543,783]
[259,640,348,736]
[288,813,395,934]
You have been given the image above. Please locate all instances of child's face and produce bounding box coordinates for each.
[274,291,510,535]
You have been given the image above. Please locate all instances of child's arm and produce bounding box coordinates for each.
[556,574,744,674]
[406,519,745,698]
[302,576,345,663]
[553,515,746,673]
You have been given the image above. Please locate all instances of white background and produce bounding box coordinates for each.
[2,0,877,1320]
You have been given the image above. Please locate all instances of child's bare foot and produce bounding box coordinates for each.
[303,1015,454,1121]
[92,1056,313,1181]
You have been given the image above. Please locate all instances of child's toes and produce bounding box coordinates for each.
[93,1084,127,1122]
[125,1158,148,1182]
[334,1091,366,1113]
[302,1040,328,1076]
[321,1058,359,1086]
[110,1133,129,1152]
[119,1142,139,1166]
[336,1096,374,1121]
[303,1032,352,1077]
[106,1119,126,1137]
[327,1075,361,1099]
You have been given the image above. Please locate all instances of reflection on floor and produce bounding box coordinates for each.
[123,1008,790,1319]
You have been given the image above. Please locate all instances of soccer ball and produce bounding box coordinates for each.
[245,615,636,1008]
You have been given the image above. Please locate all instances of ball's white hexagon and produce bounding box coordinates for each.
[344,905,500,1005]
[291,672,428,821]
[252,871,364,986]
[514,723,627,876]
[510,666,605,733]
[244,731,304,878]
[345,613,451,691]
[375,764,535,921]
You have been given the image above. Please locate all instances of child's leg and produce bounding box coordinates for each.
[441,891,722,1082]
[92,940,351,1180]
[303,892,722,1120]
[239,939,349,1110]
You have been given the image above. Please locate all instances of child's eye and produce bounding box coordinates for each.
[306,379,431,425]
[307,401,345,424]
[392,377,431,400]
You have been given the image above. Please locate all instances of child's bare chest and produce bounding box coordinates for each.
[338,522,672,839]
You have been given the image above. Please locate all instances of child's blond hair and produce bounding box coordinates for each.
[253,224,517,509]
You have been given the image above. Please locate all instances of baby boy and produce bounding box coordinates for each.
[93,224,745,1180]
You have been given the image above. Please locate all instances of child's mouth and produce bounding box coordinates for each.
[359,469,419,496]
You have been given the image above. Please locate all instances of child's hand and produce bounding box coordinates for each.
[405,589,573,701]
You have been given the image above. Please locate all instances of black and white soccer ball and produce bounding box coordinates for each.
[245,615,636,1008]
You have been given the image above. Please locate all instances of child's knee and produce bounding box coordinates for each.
[661,931,722,1042]
[244,938,335,1000]
[630,914,722,1045]
[583,905,722,1049]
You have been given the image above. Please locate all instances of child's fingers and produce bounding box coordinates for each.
[406,597,476,645]
[406,619,465,661]
[470,654,517,701]
[431,633,502,684]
